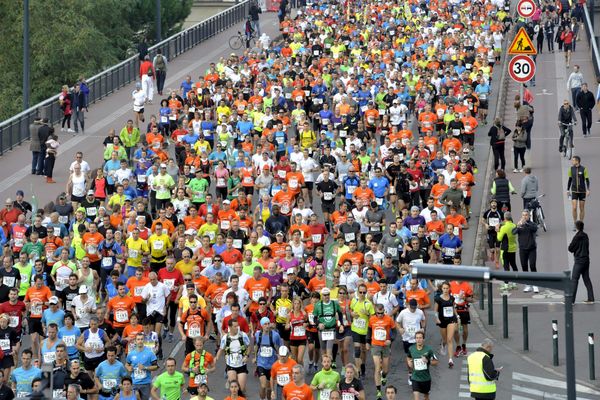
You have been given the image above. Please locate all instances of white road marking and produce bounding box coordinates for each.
[513,372,600,395]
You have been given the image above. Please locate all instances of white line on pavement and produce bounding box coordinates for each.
[513,372,600,395]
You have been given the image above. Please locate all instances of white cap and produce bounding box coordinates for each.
[278,346,289,356]
[184,229,196,236]
[49,296,59,305]
[79,285,88,294]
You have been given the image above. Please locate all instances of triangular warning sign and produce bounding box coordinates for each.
[508,27,537,55]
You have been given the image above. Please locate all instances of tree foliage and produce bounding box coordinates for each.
[0,0,192,121]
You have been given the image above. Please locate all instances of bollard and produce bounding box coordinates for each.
[590,333,596,380]
[552,319,559,366]
[502,294,509,338]
[523,306,529,351]
[487,282,494,325]
[479,283,485,310]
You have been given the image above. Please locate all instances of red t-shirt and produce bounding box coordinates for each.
[222,315,250,333]
[0,300,26,333]
[157,268,184,301]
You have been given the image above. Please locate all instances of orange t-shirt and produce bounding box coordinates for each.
[205,282,228,310]
[269,242,288,260]
[337,251,364,271]
[430,183,449,208]
[307,276,326,294]
[270,358,297,387]
[181,308,211,338]
[244,277,272,312]
[364,109,380,127]
[405,288,430,308]
[450,281,474,308]
[107,295,137,327]
[455,171,475,197]
[273,190,296,216]
[446,213,467,240]
[368,315,395,346]
[25,286,52,318]
[126,276,150,303]
[289,224,311,241]
[82,232,104,262]
[353,187,374,204]
[282,382,314,400]
[426,220,445,242]
[285,172,305,196]
[183,215,205,231]
[184,350,215,387]
[122,324,143,354]
[365,281,381,297]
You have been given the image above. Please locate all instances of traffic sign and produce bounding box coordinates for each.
[508,55,536,83]
[517,0,536,18]
[508,27,537,55]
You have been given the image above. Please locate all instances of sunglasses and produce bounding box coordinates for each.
[359,291,367,294]
[189,301,197,304]
[339,291,347,295]
[184,278,192,281]
[259,302,267,305]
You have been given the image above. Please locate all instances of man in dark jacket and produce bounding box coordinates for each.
[576,83,595,136]
[513,209,538,293]
[72,83,87,134]
[29,117,43,175]
[249,1,262,35]
[467,338,501,399]
[568,220,594,304]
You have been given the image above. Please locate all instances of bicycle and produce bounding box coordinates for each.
[559,122,574,160]
[527,194,547,232]
[229,31,257,50]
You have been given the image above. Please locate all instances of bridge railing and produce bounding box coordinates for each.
[583,0,600,78]
[0,0,250,156]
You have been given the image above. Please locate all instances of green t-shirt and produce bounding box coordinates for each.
[242,261,263,277]
[350,298,375,335]
[21,242,44,261]
[497,221,517,253]
[14,263,33,296]
[310,368,341,400]
[313,301,341,330]
[152,371,185,400]
[154,174,175,200]
[189,178,209,203]
[408,344,437,382]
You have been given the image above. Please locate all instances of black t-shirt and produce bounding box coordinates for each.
[435,295,456,321]
[0,326,18,356]
[316,180,338,203]
[0,384,14,400]
[483,209,503,233]
[339,378,364,399]
[0,269,20,302]
[64,371,96,400]
[60,286,80,311]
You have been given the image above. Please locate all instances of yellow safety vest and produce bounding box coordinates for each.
[467,351,497,394]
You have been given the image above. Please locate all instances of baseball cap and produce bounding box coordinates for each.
[279,346,290,356]
[79,285,88,294]
[280,156,288,161]
[16,190,24,197]
[409,298,418,308]
[287,269,296,275]
[184,229,196,236]
[87,190,94,196]
[321,287,331,295]
[223,199,231,205]
[160,163,167,168]
[276,231,284,236]
[49,296,59,305]
[260,317,271,327]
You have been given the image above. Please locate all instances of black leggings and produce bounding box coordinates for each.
[166,301,178,329]
[514,147,526,169]
[62,114,72,128]
[216,187,228,200]
[492,143,506,170]
[502,251,518,271]
[572,261,595,302]
[45,155,56,178]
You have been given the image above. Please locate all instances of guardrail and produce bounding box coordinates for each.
[583,1,600,78]
[0,0,250,156]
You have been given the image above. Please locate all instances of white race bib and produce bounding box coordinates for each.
[9,316,19,328]
[353,318,366,329]
[2,276,15,287]
[153,240,164,250]
[311,234,322,243]
[115,310,129,323]
[443,306,454,318]
[293,325,306,337]
[278,306,289,318]
[489,217,500,227]
[102,257,113,267]
[444,247,456,257]
[252,290,265,302]
[259,346,273,358]
[276,373,290,386]
[413,357,427,371]
[374,328,387,341]
[0,339,10,350]
[321,330,335,341]
[103,379,117,390]
[43,351,56,364]
[194,374,207,384]
[62,335,76,347]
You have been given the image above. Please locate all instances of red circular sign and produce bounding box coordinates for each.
[517,0,536,18]
[508,55,536,83]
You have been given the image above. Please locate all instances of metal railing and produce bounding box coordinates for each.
[583,1,600,78]
[0,0,250,156]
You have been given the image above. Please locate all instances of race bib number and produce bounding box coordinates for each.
[134,368,147,380]
[43,351,56,364]
[163,279,175,290]
[289,179,298,189]
[277,170,286,179]
[413,357,427,371]
[87,245,97,255]
[62,335,76,347]
[443,306,454,318]
[353,318,366,329]
[293,325,306,337]
[102,257,113,268]
[137,174,147,183]
[410,225,419,234]
[373,328,387,341]
[2,276,15,287]
[259,346,273,358]
[323,192,333,201]
[14,238,24,247]
[31,303,42,315]
[87,207,97,216]
[430,232,439,241]
[444,247,456,257]
[252,290,265,302]
[188,326,201,338]
[344,232,355,242]
[489,218,500,227]
[160,116,168,123]
[375,197,384,206]
[59,216,68,224]
[221,220,231,230]
[134,286,144,297]
[311,234,322,243]
[321,389,332,400]
[387,247,398,257]
[229,353,243,367]
[128,249,139,259]
[54,227,62,236]
[342,393,355,400]
[53,389,65,399]
[153,240,164,250]
[276,373,290,386]
[0,339,10,350]
[321,330,335,341]
[406,325,417,335]
[243,176,253,184]
[103,378,117,390]
[9,316,19,327]
[278,306,289,318]
[217,178,226,187]
[115,310,129,323]
[201,258,212,267]
[233,239,243,249]
[194,374,207,385]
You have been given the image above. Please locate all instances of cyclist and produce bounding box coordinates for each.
[567,155,590,224]
[558,99,577,153]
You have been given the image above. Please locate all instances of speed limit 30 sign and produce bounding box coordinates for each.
[508,55,536,83]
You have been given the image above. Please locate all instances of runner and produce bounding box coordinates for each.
[366,303,396,400]
[215,319,251,394]
[151,357,185,400]
[434,282,458,368]
[407,331,439,400]
[125,332,159,399]
[310,354,340,400]
[182,337,216,396]
[396,299,426,386]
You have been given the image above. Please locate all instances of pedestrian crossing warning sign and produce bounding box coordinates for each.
[508,27,537,55]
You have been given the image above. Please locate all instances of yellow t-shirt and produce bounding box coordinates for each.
[148,233,172,261]
[125,237,149,267]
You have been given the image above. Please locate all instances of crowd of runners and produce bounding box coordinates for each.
[0,0,525,398]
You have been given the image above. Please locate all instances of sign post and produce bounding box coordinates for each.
[517,0,537,18]
[508,55,536,83]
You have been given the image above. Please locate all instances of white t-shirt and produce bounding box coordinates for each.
[71,295,97,328]
[372,291,399,315]
[141,282,171,315]
[396,308,425,343]
[299,157,319,183]
[222,287,250,310]
[339,271,360,293]
[69,160,91,175]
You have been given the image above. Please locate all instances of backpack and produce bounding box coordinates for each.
[155,55,166,70]
[257,330,276,352]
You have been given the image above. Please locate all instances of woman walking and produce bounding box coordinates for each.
[488,118,511,171]
[512,125,527,172]
[45,131,60,183]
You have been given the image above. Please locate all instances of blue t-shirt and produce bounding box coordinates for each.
[368,176,390,198]
[10,366,42,396]
[58,325,81,359]
[41,308,65,329]
[95,359,129,392]
[126,347,157,385]
[254,330,281,369]
[437,234,462,255]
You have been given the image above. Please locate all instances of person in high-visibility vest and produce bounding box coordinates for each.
[467,338,502,399]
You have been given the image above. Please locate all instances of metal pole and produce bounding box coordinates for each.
[487,282,494,325]
[589,333,596,380]
[564,285,576,400]
[522,306,529,351]
[23,0,30,109]
[155,0,162,42]
[502,294,509,338]
[552,319,559,366]
[479,283,485,310]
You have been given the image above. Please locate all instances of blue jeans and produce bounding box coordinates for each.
[31,151,45,174]
[251,20,261,36]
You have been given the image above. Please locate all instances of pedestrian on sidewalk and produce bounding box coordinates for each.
[72,83,87,134]
[519,167,539,209]
[567,65,583,108]
[568,220,594,304]
[487,118,511,171]
[544,19,555,52]
[467,338,502,400]
[139,55,155,104]
[153,49,168,96]
[249,0,262,36]
[45,131,59,184]
[576,82,595,136]
[29,117,44,175]
[59,85,74,133]
[513,209,539,293]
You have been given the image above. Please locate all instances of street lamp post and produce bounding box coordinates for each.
[410,264,577,400]
[156,0,162,42]
[23,0,30,110]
